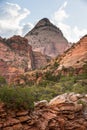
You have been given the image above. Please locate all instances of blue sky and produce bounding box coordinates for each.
[0,0,87,42]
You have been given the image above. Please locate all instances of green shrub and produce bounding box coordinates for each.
[0,87,34,110]
[83,61,87,74]
[0,76,7,87]
[72,83,87,94]
[77,100,87,107]
[44,71,60,82]
[0,72,86,110]
[53,62,59,68]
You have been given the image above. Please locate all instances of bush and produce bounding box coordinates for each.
[0,87,34,110]
[0,76,7,87]
[44,71,60,82]
[72,83,87,94]
[0,72,86,110]
[53,62,59,68]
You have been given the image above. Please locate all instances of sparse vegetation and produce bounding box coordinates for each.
[0,87,34,110]
[53,61,59,68]
[0,76,7,87]
[0,72,87,110]
[0,61,87,111]
[77,100,87,107]
[44,71,60,82]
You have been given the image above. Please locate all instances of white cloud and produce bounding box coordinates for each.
[52,1,68,23]
[0,2,33,37]
[57,22,73,42]
[73,26,87,39]
[52,1,87,42]
[22,23,34,35]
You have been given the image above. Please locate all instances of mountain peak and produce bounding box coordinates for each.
[39,18,50,23]
[35,18,52,28]
[25,18,69,58]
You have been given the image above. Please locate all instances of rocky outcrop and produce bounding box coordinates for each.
[0,36,34,83]
[13,35,87,85]
[57,35,87,70]
[41,34,87,75]
[0,93,87,130]
[0,35,49,83]
[25,18,70,58]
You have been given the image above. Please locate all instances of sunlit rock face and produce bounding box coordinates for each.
[58,35,87,70]
[25,18,70,58]
[0,93,87,130]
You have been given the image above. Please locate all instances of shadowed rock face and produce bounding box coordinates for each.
[0,93,87,130]
[25,18,70,58]
[0,36,48,83]
[32,51,49,69]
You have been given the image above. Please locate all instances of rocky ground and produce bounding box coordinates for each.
[0,93,87,130]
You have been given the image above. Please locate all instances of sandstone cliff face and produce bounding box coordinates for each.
[13,35,87,84]
[0,36,48,83]
[0,36,34,83]
[25,18,69,58]
[0,93,87,130]
[44,35,87,74]
[57,35,87,70]
[32,51,48,69]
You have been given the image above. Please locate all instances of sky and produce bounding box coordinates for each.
[0,0,87,42]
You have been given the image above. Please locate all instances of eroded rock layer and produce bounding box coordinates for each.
[58,35,87,69]
[0,93,87,130]
[0,36,48,83]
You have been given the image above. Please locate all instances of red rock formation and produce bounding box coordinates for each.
[13,35,87,85]
[25,18,70,58]
[0,36,49,83]
[57,35,87,70]
[0,36,34,83]
[0,93,87,130]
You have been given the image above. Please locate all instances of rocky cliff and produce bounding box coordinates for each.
[32,51,49,69]
[41,34,87,75]
[0,93,87,130]
[0,36,48,83]
[57,35,87,70]
[15,35,87,85]
[25,18,69,58]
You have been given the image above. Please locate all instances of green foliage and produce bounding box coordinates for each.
[72,83,87,94]
[38,80,55,87]
[39,73,87,94]
[0,76,7,87]
[0,71,87,110]
[53,61,59,68]
[44,71,60,82]
[0,87,34,110]
[83,61,87,74]
[62,66,68,71]
[35,72,39,79]
[29,85,63,101]
[77,100,87,107]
